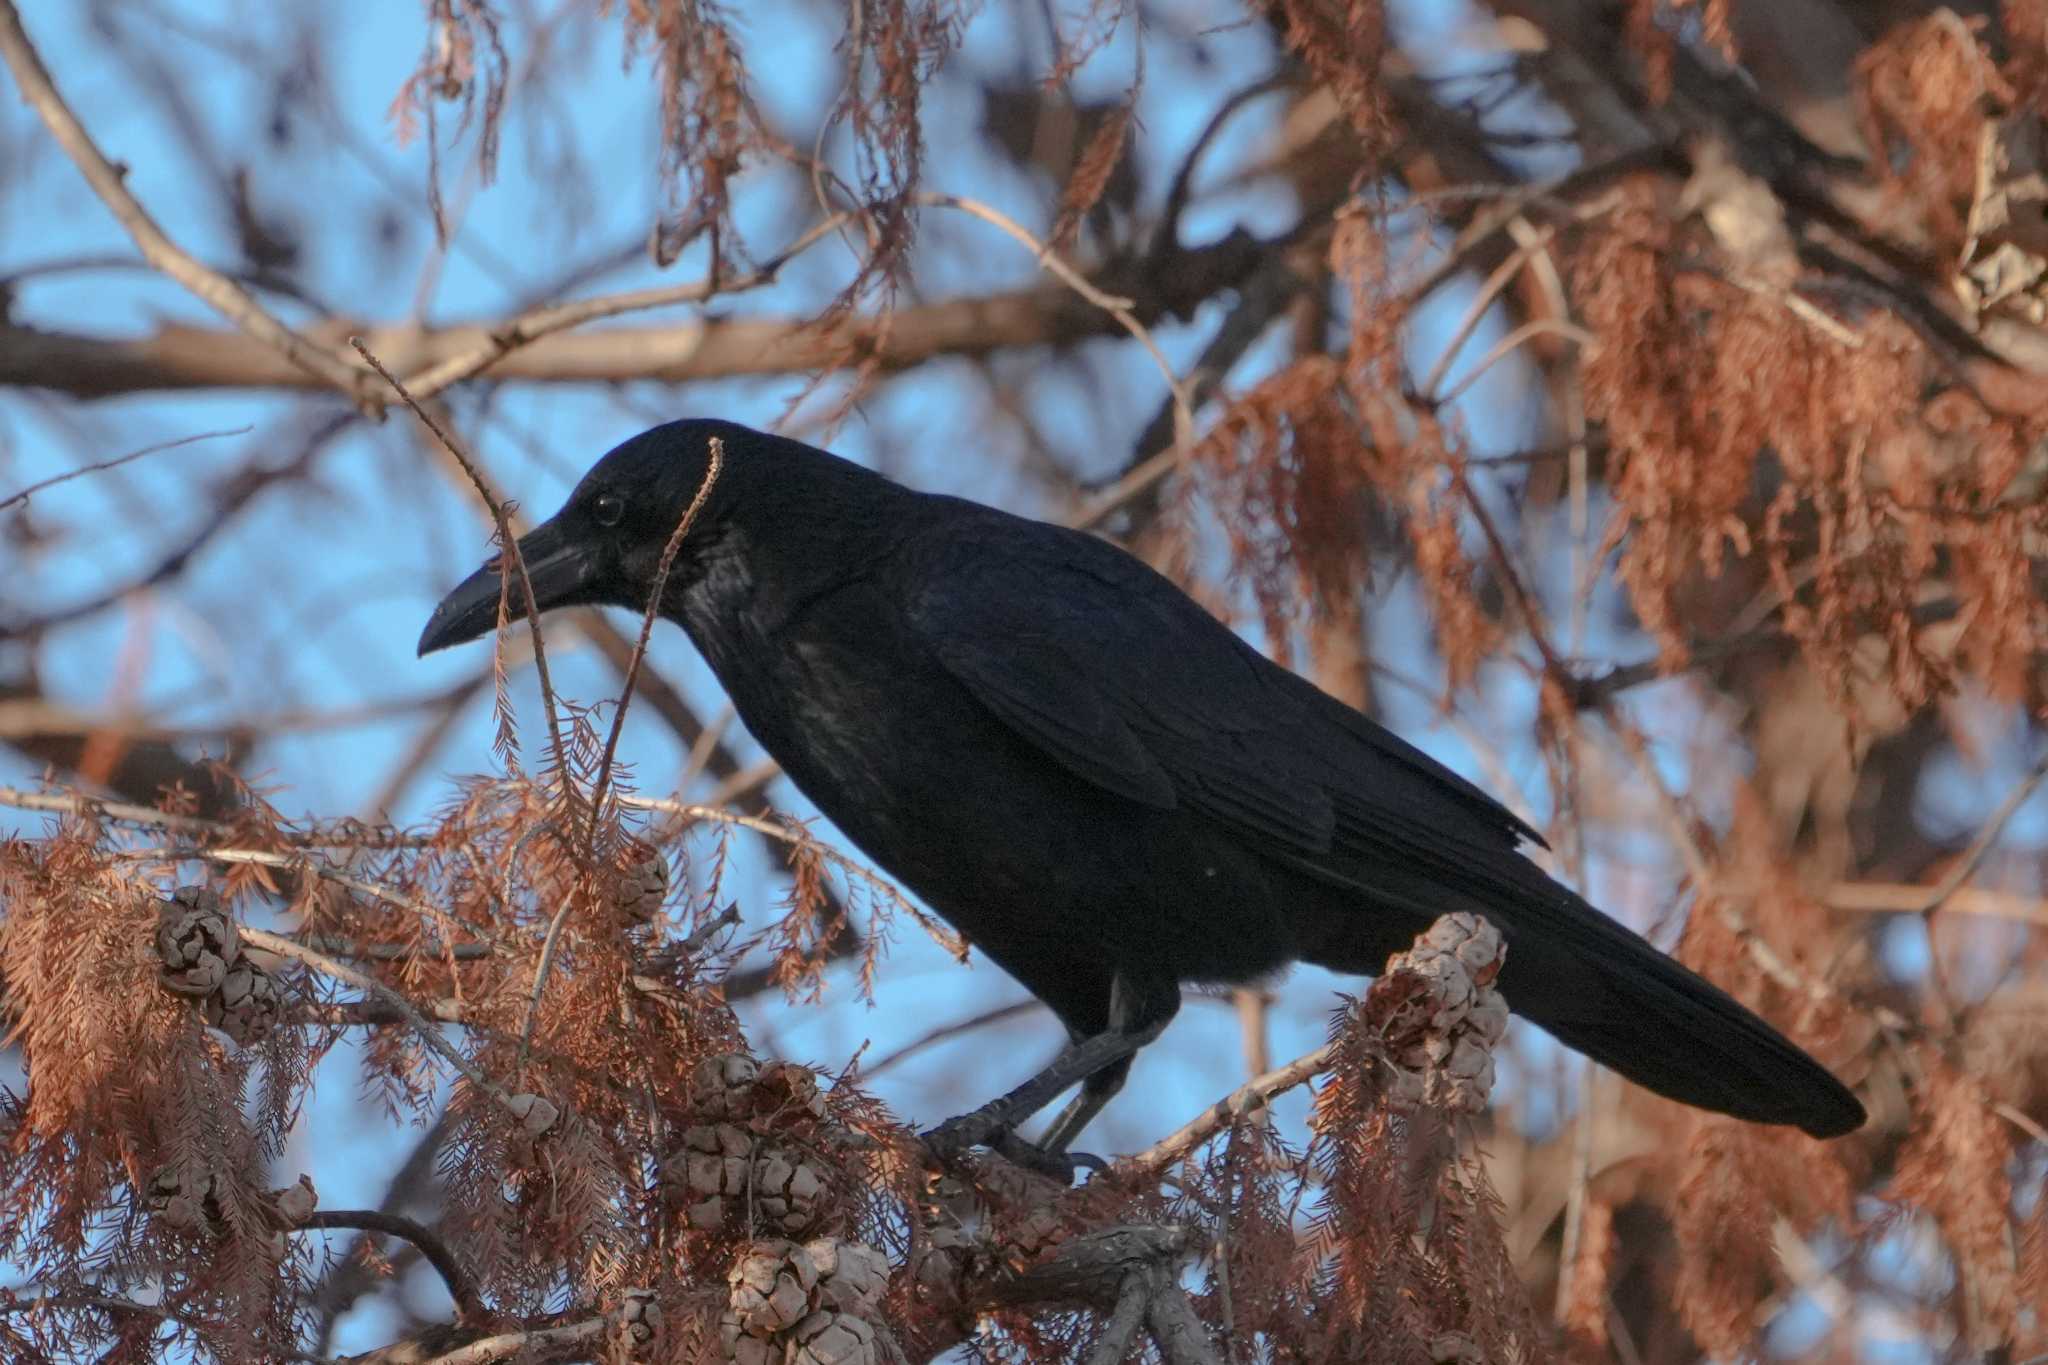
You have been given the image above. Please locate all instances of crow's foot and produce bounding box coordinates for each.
[921,1111,1104,1183]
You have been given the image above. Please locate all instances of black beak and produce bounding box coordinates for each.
[417,517,601,656]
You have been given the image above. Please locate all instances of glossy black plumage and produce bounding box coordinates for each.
[418,419,1865,1145]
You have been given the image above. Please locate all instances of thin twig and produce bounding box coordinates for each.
[350,339,576,801]
[586,438,725,845]
[1155,76,1291,253]
[1418,224,1563,402]
[860,999,1045,1079]
[0,2,364,397]
[505,442,727,1075]
[0,784,432,847]
[108,845,493,945]
[515,893,573,1082]
[0,785,232,837]
[919,191,1198,445]
[669,900,743,958]
[1827,882,2048,925]
[1431,317,1597,408]
[1919,752,2048,921]
[0,426,251,510]
[296,1210,484,1321]
[1120,1044,1334,1176]
[624,798,938,935]
[239,926,522,1116]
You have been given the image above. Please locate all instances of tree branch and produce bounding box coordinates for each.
[1119,1044,1333,1177]
[336,1314,608,1365]
[0,233,1265,399]
[297,1210,484,1322]
[0,1,366,399]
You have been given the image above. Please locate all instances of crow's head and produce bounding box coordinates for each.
[417,418,755,656]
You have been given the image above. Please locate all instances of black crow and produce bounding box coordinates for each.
[419,420,1864,1155]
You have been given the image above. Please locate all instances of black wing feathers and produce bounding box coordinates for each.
[912,516,1528,875]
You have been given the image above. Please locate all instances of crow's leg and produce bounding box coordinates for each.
[922,974,1178,1171]
[1035,1057,1132,1155]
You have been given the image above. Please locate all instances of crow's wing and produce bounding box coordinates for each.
[909,519,1540,876]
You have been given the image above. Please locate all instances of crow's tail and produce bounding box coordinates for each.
[1501,903,1865,1137]
[1298,863,1865,1138]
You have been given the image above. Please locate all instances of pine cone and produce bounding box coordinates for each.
[752,1146,831,1236]
[909,1223,979,1304]
[787,1310,878,1365]
[749,1062,828,1126]
[719,1313,781,1365]
[910,1171,990,1308]
[506,1092,561,1137]
[611,851,670,926]
[147,1162,222,1236]
[203,959,281,1044]
[608,1286,663,1361]
[727,1240,820,1337]
[1378,912,1509,1115]
[694,1053,763,1121]
[155,886,238,997]
[661,1122,753,1231]
[272,1173,318,1225]
[802,1239,888,1314]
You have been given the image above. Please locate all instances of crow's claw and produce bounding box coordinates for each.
[920,1112,1100,1184]
[920,1109,1001,1164]
[989,1128,1093,1183]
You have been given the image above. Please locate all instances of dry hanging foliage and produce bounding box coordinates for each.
[0,767,1546,1362]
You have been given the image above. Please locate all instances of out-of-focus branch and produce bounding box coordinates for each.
[397,213,853,400]
[918,191,1196,441]
[0,426,249,511]
[295,1209,483,1321]
[1,232,1265,399]
[1827,882,2048,925]
[0,410,357,640]
[0,1,366,399]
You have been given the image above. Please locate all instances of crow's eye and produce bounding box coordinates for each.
[592,493,626,526]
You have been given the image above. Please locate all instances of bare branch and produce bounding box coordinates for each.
[0,784,429,848]
[0,426,250,510]
[335,1314,607,1365]
[1120,1044,1333,1177]
[0,233,1266,399]
[399,215,852,400]
[296,1210,484,1321]
[240,926,524,1116]
[0,1,365,398]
